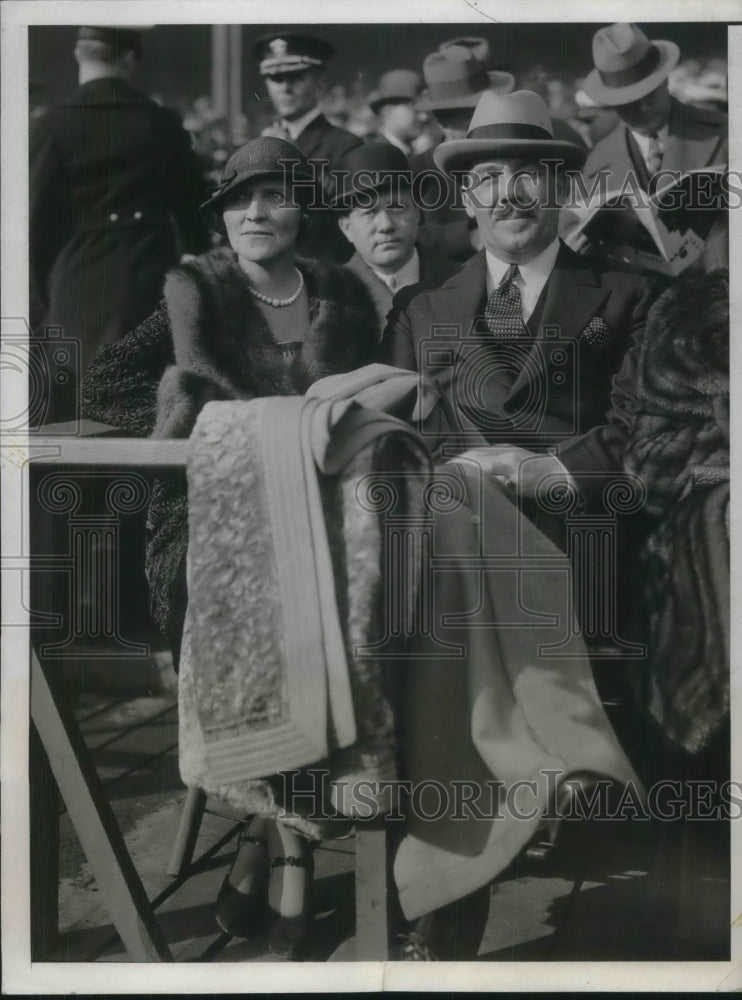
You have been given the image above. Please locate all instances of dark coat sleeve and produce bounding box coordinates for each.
[156,107,210,255]
[80,303,188,663]
[29,115,71,312]
[81,301,175,435]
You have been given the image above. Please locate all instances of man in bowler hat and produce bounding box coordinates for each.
[333,142,459,333]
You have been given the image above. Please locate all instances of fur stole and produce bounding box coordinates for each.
[153,247,379,439]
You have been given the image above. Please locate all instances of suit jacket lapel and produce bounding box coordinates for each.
[508,243,608,400]
[294,113,328,160]
[428,250,486,337]
[346,253,392,329]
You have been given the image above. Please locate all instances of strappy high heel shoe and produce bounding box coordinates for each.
[266,828,315,960]
[215,817,270,938]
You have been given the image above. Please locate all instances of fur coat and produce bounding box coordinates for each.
[82,248,379,661]
[623,270,729,755]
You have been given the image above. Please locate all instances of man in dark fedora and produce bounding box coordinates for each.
[368,70,427,157]
[254,31,361,261]
[333,142,459,333]
[381,89,657,504]
[29,25,207,424]
[582,23,727,191]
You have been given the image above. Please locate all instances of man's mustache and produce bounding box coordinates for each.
[492,201,539,220]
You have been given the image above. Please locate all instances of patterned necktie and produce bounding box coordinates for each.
[646,132,664,174]
[485,263,525,339]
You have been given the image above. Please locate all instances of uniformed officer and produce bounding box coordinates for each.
[29,25,208,424]
[254,32,361,260]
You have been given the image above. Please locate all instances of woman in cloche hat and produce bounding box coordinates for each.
[82,136,379,957]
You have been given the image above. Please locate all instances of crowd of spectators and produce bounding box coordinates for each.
[177,56,727,180]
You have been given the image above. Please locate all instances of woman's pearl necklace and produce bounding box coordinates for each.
[247,268,304,308]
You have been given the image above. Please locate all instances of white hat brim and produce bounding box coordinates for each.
[582,40,680,107]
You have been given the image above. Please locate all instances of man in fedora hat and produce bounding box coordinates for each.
[413,43,515,228]
[582,23,727,191]
[378,92,654,960]
[30,25,207,423]
[254,32,361,261]
[381,88,656,504]
[333,142,459,333]
[368,69,428,157]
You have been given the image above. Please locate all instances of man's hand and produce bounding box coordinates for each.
[448,445,573,498]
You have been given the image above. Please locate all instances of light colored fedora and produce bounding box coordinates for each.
[418,46,514,111]
[433,89,587,174]
[583,23,680,107]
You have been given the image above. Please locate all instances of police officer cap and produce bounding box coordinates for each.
[254,32,335,76]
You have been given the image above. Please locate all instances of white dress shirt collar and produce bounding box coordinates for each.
[379,130,412,156]
[629,124,669,169]
[370,247,420,293]
[282,105,323,141]
[484,238,560,322]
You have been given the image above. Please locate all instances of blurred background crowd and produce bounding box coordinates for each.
[29,24,728,186]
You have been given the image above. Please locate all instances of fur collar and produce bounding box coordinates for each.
[163,247,378,400]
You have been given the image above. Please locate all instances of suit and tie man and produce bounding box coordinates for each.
[368,70,427,157]
[255,32,361,261]
[413,43,515,232]
[381,89,657,505]
[333,143,459,334]
[570,23,728,268]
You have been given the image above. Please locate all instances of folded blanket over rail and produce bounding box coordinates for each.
[178,392,432,831]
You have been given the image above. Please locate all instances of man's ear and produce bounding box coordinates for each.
[337,213,354,245]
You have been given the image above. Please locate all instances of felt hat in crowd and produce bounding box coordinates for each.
[331,142,412,209]
[368,70,424,112]
[253,32,335,76]
[439,36,493,66]
[583,22,680,107]
[418,45,515,111]
[200,137,315,211]
[434,89,587,174]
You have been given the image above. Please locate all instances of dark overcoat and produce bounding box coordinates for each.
[30,77,207,422]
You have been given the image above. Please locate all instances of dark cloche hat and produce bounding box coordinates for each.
[77,25,153,55]
[332,142,413,210]
[253,32,335,76]
[201,137,315,211]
